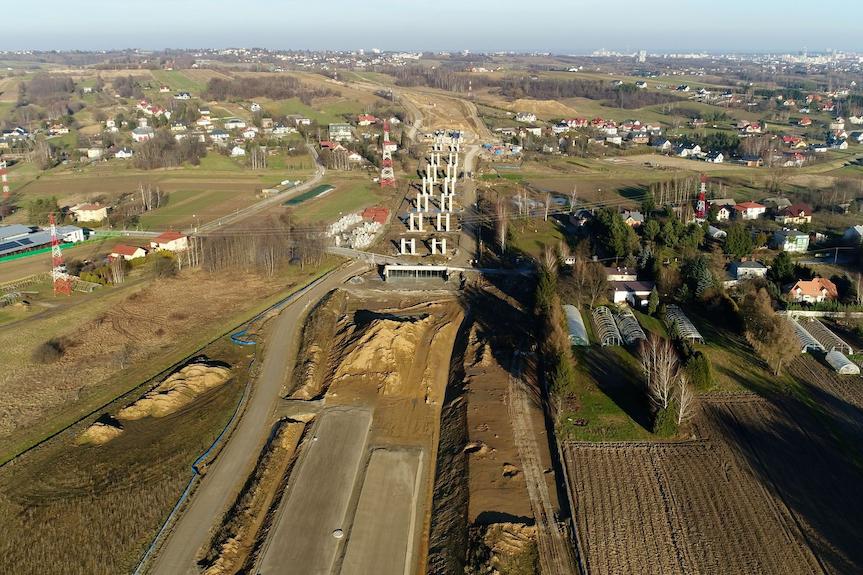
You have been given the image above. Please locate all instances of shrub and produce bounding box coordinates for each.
[32,337,70,363]
[550,352,577,397]
[652,404,679,436]
[684,351,714,391]
[151,255,178,278]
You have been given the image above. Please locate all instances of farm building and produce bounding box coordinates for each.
[110,244,147,261]
[150,231,189,253]
[71,203,109,223]
[563,305,589,346]
[0,224,86,258]
[825,350,860,375]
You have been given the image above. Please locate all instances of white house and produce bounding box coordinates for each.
[734,201,766,220]
[231,146,246,157]
[706,151,724,163]
[249,102,262,113]
[87,148,104,160]
[515,112,537,123]
[772,229,810,252]
[174,92,192,100]
[150,231,189,252]
[114,147,134,160]
[241,127,259,140]
[224,118,247,130]
[132,127,155,143]
[611,281,655,307]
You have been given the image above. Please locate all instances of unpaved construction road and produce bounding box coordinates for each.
[508,353,578,575]
[148,261,367,575]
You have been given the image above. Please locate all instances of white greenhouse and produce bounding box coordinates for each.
[563,305,589,346]
[825,350,860,375]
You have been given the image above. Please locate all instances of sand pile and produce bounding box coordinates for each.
[76,420,124,446]
[480,523,538,574]
[118,363,232,420]
[333,316,431,395]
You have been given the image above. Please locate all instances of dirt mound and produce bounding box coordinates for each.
[76,420,124,446]
[468,523,538,575]
[118,363,232,420]
[332,315,433,395]
[503,98,580,119]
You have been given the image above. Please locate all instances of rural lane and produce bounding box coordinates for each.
[148,260,368,575]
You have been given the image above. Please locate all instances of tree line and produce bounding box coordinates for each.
[203,77,337,105]
[133,130,206,169]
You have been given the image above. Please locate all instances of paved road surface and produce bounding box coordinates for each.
[256,407,373,575]
[148,261,367,575]
[340,449,424,575]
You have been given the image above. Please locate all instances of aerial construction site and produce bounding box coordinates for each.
[4,43,863,575]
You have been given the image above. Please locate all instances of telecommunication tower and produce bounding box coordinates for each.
[50,213,72,296]
[380,120,396,188]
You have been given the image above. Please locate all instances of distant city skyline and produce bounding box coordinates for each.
[3,0,862,53]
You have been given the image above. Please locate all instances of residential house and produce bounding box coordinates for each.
[159,85,171,93]
[604,267,638,282]
[788,277,838,303]
[224,118,247,130]
[734,201,766,220]
[762,197,792,210]
[515,112,537,123]
[174,92,192,100]
[830,118,846,131]
[261,117,274,131]
[230,146,246,157]
[72,204,109,223]
[621,210,644,227]
[798,116,812,127]
[272,125,297,136]
[611,281,655,307]
[170,122,188,132]
[249,102,262,113]
[738,155,764,167]
[652,138,672,152]
[241,127,259,140]
[523,126,543,137]
[731,260,769,281]
[356,114,377,126]
[87,148,104,160]
[114,147,134,160]
[210,129,230,143]
[706,151,724,163]
[772,229,810,252]
[775,203,813,225]
[110,244,147,261]
[676,144,701,158]
[328,123,354,142]
[150,231,189,252]
[131,126,155,143]
[629,133,650,145]
[635,81,648,89]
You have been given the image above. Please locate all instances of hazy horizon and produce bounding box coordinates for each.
[3,0,862,53]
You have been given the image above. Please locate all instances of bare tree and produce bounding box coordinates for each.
[544,192,551,221]
[676,373,696,425]
[495,199,508,254]
[641,334,678,410]
[110,257,126,285]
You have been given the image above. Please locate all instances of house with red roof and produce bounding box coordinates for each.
[788,277,838,303]
[775,203,812,225]
[110,244,147,261]
[734,201,766,220]
[357,114,378,126]
[799,116,813,127]
[150,231,189,252]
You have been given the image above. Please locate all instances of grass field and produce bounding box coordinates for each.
[509,217,566,258]
[287,173,389,223]
[0,336,249,575]
[150,70,209,94]
[0,258,340,465]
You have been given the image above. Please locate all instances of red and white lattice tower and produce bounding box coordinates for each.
[0,160,9,203]
[49,213,72,296]
[380,120,396,188]
[695,174,707,220]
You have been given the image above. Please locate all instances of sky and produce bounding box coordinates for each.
[3,0,862,53]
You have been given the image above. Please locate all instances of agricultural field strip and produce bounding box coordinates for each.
[507,354,577,575]
[565,433,825,575]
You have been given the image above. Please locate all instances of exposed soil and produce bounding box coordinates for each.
[199,419,306,575]
[118,362,231,420]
